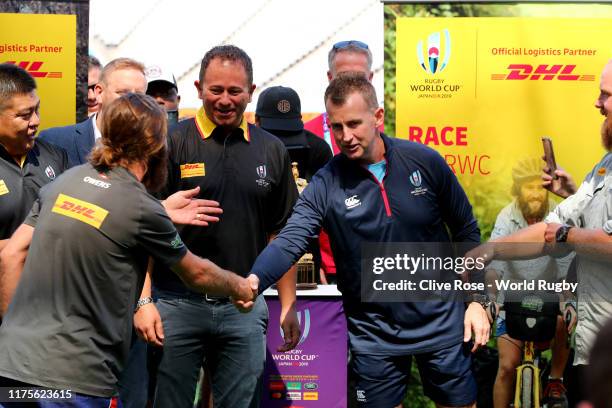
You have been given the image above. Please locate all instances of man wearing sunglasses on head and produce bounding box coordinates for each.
[305,40,380,286]
[305,40,374,156]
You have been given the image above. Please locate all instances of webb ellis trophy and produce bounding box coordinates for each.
[292,162,317,289]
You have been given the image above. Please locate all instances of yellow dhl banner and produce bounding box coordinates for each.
[396,17,610,231]
[0,13,76,130]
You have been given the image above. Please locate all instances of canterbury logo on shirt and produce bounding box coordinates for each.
[52,193,109,229]
[345,195,361,209]
[180,163,205,178]
[0,180,9,196]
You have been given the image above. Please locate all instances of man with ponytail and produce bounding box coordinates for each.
[0,93,256,407]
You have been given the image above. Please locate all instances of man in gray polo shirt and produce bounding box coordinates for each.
[0,94,256,406]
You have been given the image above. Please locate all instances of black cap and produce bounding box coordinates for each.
[256,86,303,132]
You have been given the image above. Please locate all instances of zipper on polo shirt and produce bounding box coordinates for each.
[365,168,392,218]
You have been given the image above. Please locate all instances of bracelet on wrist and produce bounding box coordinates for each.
[135,297,153,313]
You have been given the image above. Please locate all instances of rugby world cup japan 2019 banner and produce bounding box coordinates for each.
[396,18,610,237]
[0,13,76,129]
[263,299,347,408]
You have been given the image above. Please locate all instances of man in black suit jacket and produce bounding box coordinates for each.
[39,58,148,167]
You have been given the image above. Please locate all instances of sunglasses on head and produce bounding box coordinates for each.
[333,40,369,50]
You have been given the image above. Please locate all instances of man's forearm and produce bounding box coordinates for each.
[139,258,154,299]
[173,252,247,300]
[567,228,612,261]
[0,251,26,316]
[491,222,548,260]
[277,266,297,312]
[0,225,33,316]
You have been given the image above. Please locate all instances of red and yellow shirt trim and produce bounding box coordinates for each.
[194,107,250,142]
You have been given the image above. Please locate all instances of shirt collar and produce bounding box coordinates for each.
[92,113,102,140]
[194,107,250,142]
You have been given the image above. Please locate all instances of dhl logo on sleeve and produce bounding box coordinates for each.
[0,180,9,196]
[52,193,109,229]
[180,163,205,178]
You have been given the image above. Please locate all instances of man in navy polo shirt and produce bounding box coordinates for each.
[250,73,490,408]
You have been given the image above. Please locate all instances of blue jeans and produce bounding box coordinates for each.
[152,291,268,408]
[117,336,148,408]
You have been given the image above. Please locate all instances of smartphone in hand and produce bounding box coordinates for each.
[542,137,558,180]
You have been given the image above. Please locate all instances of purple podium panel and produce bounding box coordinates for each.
[263,296,347,407]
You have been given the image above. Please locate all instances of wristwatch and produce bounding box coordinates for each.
[555,224,574,243]
[466,293,491,309]
[466,293,497,322]
[135,297,153,313]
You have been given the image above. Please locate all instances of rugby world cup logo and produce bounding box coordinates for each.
[279,308,311,346]
[416,29,451,74]
[256,165,267,179]
[410,170,422,187]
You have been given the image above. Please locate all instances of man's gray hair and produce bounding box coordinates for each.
[327,43,373,73]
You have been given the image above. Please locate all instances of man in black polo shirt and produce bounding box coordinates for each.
[0,93,256,407]
[150,45,299,408]
[0,63,68,252]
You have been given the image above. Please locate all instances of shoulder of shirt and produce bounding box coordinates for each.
[168,118,197,140]
[38,118,90,140]
[33,138,68,160]
[303,129,331,151]
[248,124,287,149]
[496,199,520,223]
[385,135,441,159]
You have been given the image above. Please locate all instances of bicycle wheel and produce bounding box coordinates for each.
[520,367,534,408]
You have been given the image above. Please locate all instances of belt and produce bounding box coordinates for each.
[204,294,231,303]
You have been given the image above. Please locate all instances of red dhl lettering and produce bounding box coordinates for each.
[3,61,62,79]
[58,201,96,218]
[59,200,74,210]
[492,64,593,81]
[182,164,201,170]
[408,126,468,146]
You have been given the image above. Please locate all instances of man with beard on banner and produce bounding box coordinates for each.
[487,158,572,408]
[0,93,257,407]
[472,59,612,404]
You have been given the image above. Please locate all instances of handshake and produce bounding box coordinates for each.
[232,274,260,312]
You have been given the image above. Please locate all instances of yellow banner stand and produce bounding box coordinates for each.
[0,13,76,130]
[396,17,610,235]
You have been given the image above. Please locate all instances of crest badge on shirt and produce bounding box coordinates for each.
[409,169,428,196]
[256,164,270,188]
[45,165,56,180]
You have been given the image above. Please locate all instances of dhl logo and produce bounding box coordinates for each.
[491,64,594,81]
[303,392,318,401]
[180,163,205,178]
[52,193,108,229]
[5,61,62,79]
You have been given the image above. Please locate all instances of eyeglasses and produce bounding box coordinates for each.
[332,40,369,50]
